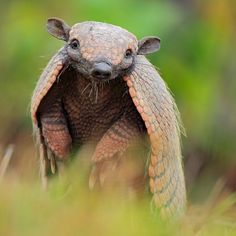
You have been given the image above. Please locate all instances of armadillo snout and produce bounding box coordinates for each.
[91,62,112,80]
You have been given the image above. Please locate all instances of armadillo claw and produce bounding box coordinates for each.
[47,149,57,174]
[89,160,118,189]
[89,166,98,189]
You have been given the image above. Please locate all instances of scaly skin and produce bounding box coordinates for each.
[38,68,145,159]
[125,56,186,217]
[31,19,186,217]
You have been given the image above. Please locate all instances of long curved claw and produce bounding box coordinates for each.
[39,143,50,190]
[47,149,57,174]
[89,159,119,189]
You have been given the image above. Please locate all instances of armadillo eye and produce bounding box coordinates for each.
[125,49,133,58]
[70,39,80,49]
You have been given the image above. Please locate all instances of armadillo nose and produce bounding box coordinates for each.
[91,62,112,79]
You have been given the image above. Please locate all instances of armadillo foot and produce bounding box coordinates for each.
[89,159,119,189]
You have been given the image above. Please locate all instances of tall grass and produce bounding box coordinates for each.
[0,153,235,236]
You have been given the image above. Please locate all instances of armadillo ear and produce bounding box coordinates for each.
[137,37,161,55]
[47,18,71,41]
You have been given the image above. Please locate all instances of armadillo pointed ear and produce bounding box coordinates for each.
[47,18,71,41]
[138,36,161,55]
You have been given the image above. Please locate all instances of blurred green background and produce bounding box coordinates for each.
[0,0,236,235]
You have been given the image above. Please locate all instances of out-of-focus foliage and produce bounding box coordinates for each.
[1,167,236,236]
[0,0,236,235]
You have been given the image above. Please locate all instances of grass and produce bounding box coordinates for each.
[0,150,236,236]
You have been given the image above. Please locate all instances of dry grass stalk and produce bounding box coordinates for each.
[0,144,15,181]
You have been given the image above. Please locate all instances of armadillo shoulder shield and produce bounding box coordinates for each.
[125,55,186,217]
[31,48,68,126]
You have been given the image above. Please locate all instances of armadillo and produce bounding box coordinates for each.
[31,18,186,217]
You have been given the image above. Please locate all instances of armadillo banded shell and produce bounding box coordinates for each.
[125,55,186,217]
[31,48,68,125]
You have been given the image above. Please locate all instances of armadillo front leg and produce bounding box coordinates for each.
[39,102,71,187]
[89,115,141,188]
[38,81,72,183]
[40,102,72,161]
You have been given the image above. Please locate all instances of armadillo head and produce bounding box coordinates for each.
[47,18,160,81]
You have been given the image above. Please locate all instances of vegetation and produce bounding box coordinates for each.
[0,0,236,235]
